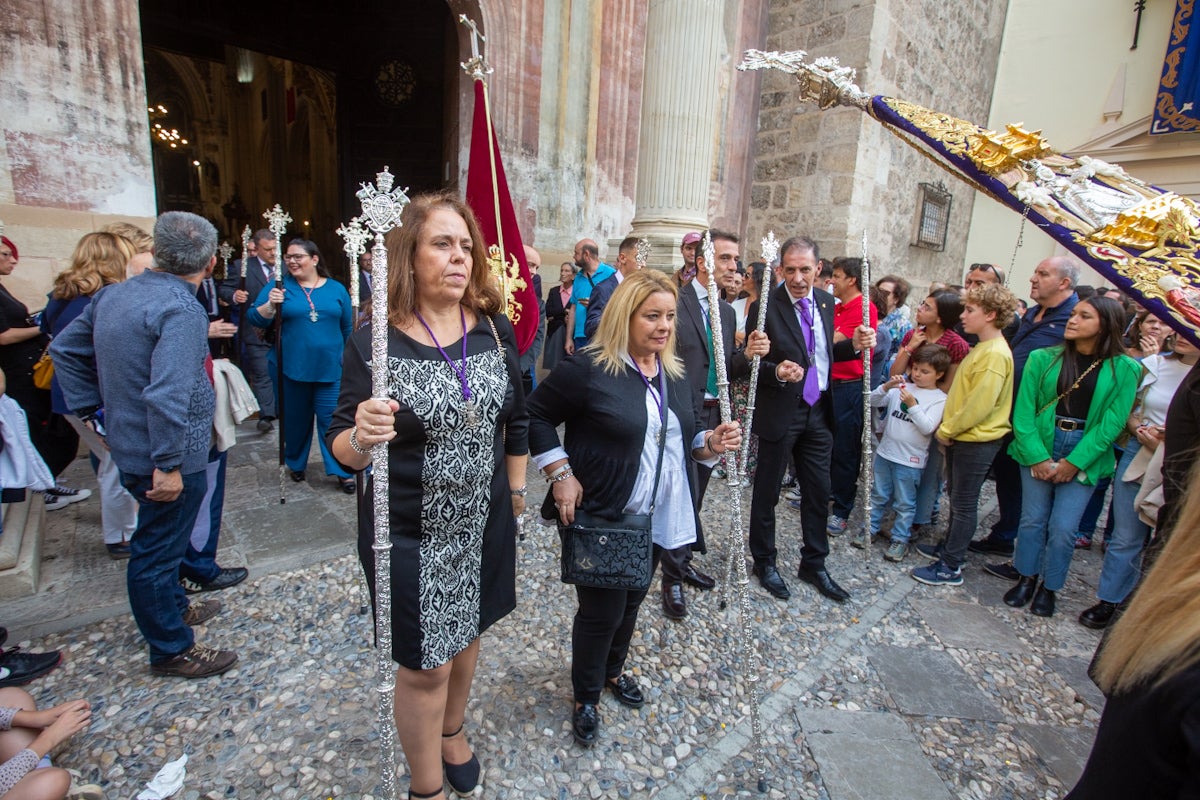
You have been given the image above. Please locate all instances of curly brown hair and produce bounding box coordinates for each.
[963,283,1019,330]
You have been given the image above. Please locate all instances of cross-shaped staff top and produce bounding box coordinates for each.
[263,204,292,239]
[336,217,371,259]
[459,14,492,79]
[218,241,234,264]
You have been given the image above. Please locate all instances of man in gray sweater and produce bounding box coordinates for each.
[52,211,238,679]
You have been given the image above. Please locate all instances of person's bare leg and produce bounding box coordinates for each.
[393,663,451,799]
[441,638,480,765]
[0,687,37,761]
[4,767,72,800]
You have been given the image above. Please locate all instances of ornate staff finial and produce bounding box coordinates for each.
[458,14,493,79]
[760,230,780,266]
[636,238,651,269]
[217,241,234,280]
[337,217,372,312]
[240,225,252,279]
[356,167,411,237]
[263,204,292,281]
[701,230,716,276]
[738,49,870,110]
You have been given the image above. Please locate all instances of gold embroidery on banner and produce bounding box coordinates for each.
[1094,194,1200,254]
[486,245,528,326]
[967,124,1052,176]
[881,98,979,156]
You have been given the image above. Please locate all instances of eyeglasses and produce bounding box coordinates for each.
[968,263,1005,285]
[283,254,309,262]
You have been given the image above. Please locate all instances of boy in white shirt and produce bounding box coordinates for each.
[853,344,950,560]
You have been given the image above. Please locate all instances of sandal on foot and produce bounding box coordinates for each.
[408,789,445,800]
[442,724,482,797]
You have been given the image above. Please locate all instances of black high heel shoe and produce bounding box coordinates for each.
[442,724,481,797]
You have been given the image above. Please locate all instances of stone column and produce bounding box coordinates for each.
[627,0,723,272]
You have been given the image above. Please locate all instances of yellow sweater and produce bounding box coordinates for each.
[937,336,1014,442]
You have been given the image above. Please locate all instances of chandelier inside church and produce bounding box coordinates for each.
[147,103,190,149]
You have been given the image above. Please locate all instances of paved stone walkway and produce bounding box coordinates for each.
[5,420,1106,798]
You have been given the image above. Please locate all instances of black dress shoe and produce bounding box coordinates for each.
[754,564,790,600]
[662,583,687,619]
[1030,584,1056,617]
[681,564,716,590]
[290,470,306,482]
[572,703,599,746]
[441,724,481,797]
[606,674,645,708]
[968,537,1015,556]
[1078,601,1118,630]
[983,561,1021,581]
[796,566,850,602]
[1003,575,1038,608]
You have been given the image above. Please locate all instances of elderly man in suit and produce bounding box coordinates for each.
[219,229,278,432]
[748,236,875,603]
[661,229,769,619]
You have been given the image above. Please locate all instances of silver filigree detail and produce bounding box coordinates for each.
[337,216,371,310]
[859,230,873,566]
[459,14,493,80]
[635,238,651,268]
[240,225,252,279]
[739,49,870,110]
[263,204,292,283]
[759,230,780,267]
[217,241,234,271]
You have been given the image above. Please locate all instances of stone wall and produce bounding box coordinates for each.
[0,0,155,305]
[747,0,1007,293]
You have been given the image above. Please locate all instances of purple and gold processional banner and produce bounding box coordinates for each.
[1152,0,1200,135]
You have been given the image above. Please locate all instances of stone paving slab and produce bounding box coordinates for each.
[868,645,1005,722]
[911,597,1028,653]
[800,708,953,799]
[1012,722,1096,788]
[1044,655,1106,713]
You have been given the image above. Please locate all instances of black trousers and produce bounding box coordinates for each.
[828,381,864,519]
[989,433,1021,542]
[748,398,833,571]
[572,548,662,704]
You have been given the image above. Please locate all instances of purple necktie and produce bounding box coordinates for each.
[796,298,820,406]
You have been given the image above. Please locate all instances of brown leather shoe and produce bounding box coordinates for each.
[182,598,223,626]
[150,644,238,679]
[662,583,686,619]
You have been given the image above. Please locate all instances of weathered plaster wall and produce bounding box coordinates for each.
[748,0,1006,292]
[0,0,154,305]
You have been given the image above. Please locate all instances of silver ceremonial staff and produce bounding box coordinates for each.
[239,224,251,286]
[337,216,370,321]
[356,167,410,800]
[860,231,874,557]
[701,232,769,793]
[217,241,233,281]
[264,204,292,505]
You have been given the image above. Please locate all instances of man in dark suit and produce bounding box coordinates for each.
[218,229,277,432]
[748,236,875,603]
[583,236,642,338]
[661,229,768,619]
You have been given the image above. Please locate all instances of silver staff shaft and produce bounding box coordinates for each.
[860,231,874,558]
[702,232,769,792]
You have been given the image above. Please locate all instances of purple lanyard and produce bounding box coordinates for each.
[634,355,667,444]
[415,307,471,403]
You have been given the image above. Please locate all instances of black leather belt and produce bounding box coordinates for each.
[703,398,719,408]
[1055,417,1086,432]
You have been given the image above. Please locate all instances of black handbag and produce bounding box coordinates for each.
[558,365,668,591]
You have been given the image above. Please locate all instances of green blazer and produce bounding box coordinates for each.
[1008,346,1141,485]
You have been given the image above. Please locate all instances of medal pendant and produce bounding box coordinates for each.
[464,398,479,427]
[309,309,319,323]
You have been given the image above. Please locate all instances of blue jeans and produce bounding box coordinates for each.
[913,439,943,526]
[869,455,922,543]
[181,447,227,584]
[1013,427,1094,592]
[1096,444,1151,603]
[120,470,208,663]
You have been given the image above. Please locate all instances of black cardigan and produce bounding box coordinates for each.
[527,351,706,550]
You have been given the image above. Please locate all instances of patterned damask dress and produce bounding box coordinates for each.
[331,315,528,670]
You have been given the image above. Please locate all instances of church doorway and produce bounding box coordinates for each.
[139,0,459,275]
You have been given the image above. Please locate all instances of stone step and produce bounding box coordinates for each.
[0,493,44,599]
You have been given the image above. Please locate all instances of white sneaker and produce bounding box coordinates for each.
[783,487,802,502]
[44,485,92,512]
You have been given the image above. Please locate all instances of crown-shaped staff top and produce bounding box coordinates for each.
[356,167,411,236]
[760,231,780,266]
[636,238,651,268]
[218,241,234,264]
[459,14,493,79]
[336,217,371,259]
[738,50,870,111]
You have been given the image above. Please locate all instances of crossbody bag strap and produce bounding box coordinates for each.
[647,367,667,514]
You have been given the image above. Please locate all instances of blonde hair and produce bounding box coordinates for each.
[1094,462,1200,694]
[99,222,153,253]
[383,192,501,326]
[964,283,1019,329]
[584,270,684,380]
[52,232,136,300]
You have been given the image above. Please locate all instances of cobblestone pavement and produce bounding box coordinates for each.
[7,422,1106,799]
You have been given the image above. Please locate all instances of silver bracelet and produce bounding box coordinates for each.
[548,468,575,483]
[510,486,528,497]
[349,426,369,455]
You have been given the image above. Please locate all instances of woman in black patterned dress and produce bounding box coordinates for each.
[329,193,528,800]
